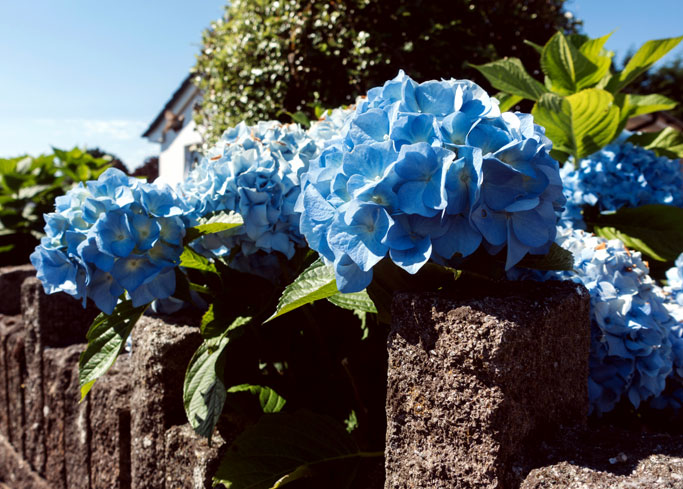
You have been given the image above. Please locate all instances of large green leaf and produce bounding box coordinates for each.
[615,93,678,135]
[471,58,547,101]
[516,243,574,271]
[226,384,287,413]
[608,36,683,92]
[532,88,620,162]
[589,205,683,262]
[327,289,377,314]
[184,316,251,440]
[626,127,683,159]
[494,92,523,112]
[214,411,381,489]
[541,31,605,94]
[576,33,613,89]
[185,211,244,243]
[265,258,338,322]
[78,301,146,400]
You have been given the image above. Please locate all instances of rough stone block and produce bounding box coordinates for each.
[164,424,225,489]
[385,280,590,489]
[0,264,35,315]
[64,344,90,489]
[4,321,26,457]
[131,316,202,489]
[0,434,50,489]
[89,356,132,489]
[0,316,22,439]
[21,276,98,474]
[518,426,683,489]
[42,346,83,489]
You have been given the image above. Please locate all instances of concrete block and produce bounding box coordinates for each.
[4,322,26,457]
[0,264,34,315]
[64,344,90,489]
[385,280,590,489]
[164,424,225,489]
[0,434,50,489]
[0,316,22,439]
[130,316,201,489]
[89,356,132,489]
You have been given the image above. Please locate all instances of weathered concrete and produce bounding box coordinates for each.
[164,424,225,489]
[21,276,98,474]
[131,316,202,489]
[385,281,591,489]
[0,316,22,439]
[64,344,90,489]
[89,356,132,489]
[0,434,50,489]
[4,321,26,458]
[518,426,683,489]
[0,264,34,315]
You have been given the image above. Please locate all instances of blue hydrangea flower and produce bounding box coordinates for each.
[180,121,316,279]
[560,142,683,228]
[511,227,677,414]
[298,71,565,292]
[30,168,187,314]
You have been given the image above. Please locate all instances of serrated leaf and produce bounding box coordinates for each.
[327,289,377,314]
[78,301,146,400]
[180,246,217,273]
[494,92,523,112]
[265,258,338,322]
[609,36,683,92]
[184,316,251,440]
[185,211,243,243]
[214,412,373,489]
[471,58,547,101]
[532,88,620,161]
[227,384,287,413]
[616,93,678,135]
[541,31,599,94]
[516,243,574,271]
[589,205,683,262]
[626,127,683,159]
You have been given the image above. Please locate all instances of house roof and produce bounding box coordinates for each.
[142,74,195,138]
[626,111,683,133]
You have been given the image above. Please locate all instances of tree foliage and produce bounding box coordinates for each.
[192,0,580,143]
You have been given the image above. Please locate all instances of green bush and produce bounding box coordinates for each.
[192,0,580,143]
[0,147,111,266]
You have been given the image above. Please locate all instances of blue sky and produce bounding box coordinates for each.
[0,1,681,169]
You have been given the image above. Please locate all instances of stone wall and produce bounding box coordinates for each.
[0,265,222,489]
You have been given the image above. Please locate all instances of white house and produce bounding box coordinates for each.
[142,75,203,185]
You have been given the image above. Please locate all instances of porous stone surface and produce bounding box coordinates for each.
[21,276,98,474]
[0,264,35,315]
[131,316,202,489]
[0,316,22,439]
[164,424,225,489]
[89,356,132,489]
[4,320,26,458]
[64,344,90,489]
[517,426,683,488]
[385,280,590,489]
[0,434,50,489]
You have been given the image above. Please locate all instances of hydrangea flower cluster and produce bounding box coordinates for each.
[561,142,683,228]
[513,227,678,414]
[297,71,565,292]
[30,168,187,314]
[180,121,318,276]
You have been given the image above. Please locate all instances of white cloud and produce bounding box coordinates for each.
[0,118,159,169]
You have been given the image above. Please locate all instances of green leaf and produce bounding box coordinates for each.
[516,243,574,271]
[541,31,607,94]
[265,258,338,322]
[183,316,251,440]
[226,384,287,413]
[523,39,544,54]
[494,92,523,112]
[179,246,217,273]
[532,89,620,161]
[214,412,380,489]
[78,301,146,400]
[608,36,683,92]
[185,211,243,243]
[626,127,683,159]
[615,93,678,135]
[589,205,683,262]
[470,58,547,101]
[0,244,15,253]
[327,289,377,314]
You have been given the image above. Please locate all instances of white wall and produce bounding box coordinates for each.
[157,118,202,186]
